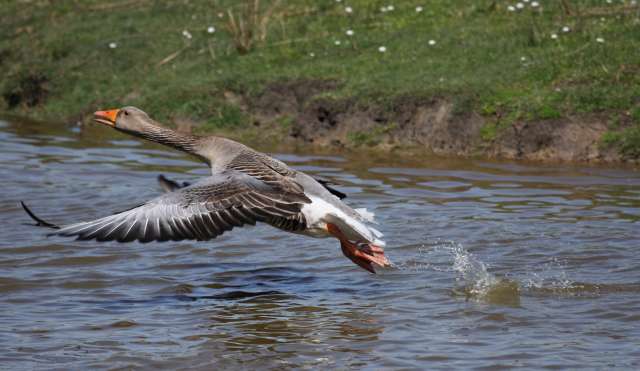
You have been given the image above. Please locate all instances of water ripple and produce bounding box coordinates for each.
[1,117,639,369]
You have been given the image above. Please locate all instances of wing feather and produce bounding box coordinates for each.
[48,170,309,243]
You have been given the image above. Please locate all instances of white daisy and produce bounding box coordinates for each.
[378,46,387,52]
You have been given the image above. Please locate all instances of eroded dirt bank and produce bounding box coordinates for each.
[225,81,631,164]
[2,79,634,164]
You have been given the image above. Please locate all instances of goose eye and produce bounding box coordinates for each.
[123,111,129,116]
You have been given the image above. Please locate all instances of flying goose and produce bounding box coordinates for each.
[22,107,390,273]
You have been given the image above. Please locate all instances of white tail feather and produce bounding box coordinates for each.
[369,226,383,238]
[302,196,385,246]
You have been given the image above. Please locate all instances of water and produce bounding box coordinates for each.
[1,117,639,369]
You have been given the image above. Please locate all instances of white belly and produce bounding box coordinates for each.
[300,196,385,245]
[300,196,335,238]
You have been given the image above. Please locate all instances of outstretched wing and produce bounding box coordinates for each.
[226,151,304,195]
[225,150,348,199]
[158,173,346,199]
[157,174,190,193]
[48,170,310,243]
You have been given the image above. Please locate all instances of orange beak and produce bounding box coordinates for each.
[93,109,119,127]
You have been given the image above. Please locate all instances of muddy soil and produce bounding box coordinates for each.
[232,80,627,164]
[2,73,49,109]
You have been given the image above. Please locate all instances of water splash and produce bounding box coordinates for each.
[521,257,573,290]
[402,242,628,300]
[450,242,499,296]
[520,258,609,298]
[406,240,520,306]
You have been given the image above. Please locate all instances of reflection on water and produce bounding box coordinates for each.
[1,117,639,369]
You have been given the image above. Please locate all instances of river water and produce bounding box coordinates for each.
[1,117,639,370]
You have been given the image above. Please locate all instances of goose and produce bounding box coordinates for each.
[22,107,390,273]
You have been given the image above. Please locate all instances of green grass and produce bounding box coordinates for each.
[480,121,499,142]
[601,105,640,158]
[602,125,640,158]
[348,121,398,147]
[1,0,639,155]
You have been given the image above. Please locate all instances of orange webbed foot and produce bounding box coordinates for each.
[327,223,390,273]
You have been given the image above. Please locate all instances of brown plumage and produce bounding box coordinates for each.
[22,106,390,273]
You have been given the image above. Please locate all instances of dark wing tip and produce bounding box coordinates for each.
[158,174,180,193]
[325,185,347,200]
[158,174,191,193]
[317,179,347,199]
[20,201,60,229]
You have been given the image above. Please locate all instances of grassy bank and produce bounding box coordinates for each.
[1,0,639,157]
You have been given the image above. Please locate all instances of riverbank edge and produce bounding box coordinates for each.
[214,80,637,165]
[4,80,638,166]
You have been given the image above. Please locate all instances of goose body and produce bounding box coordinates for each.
[23,107,390,273]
